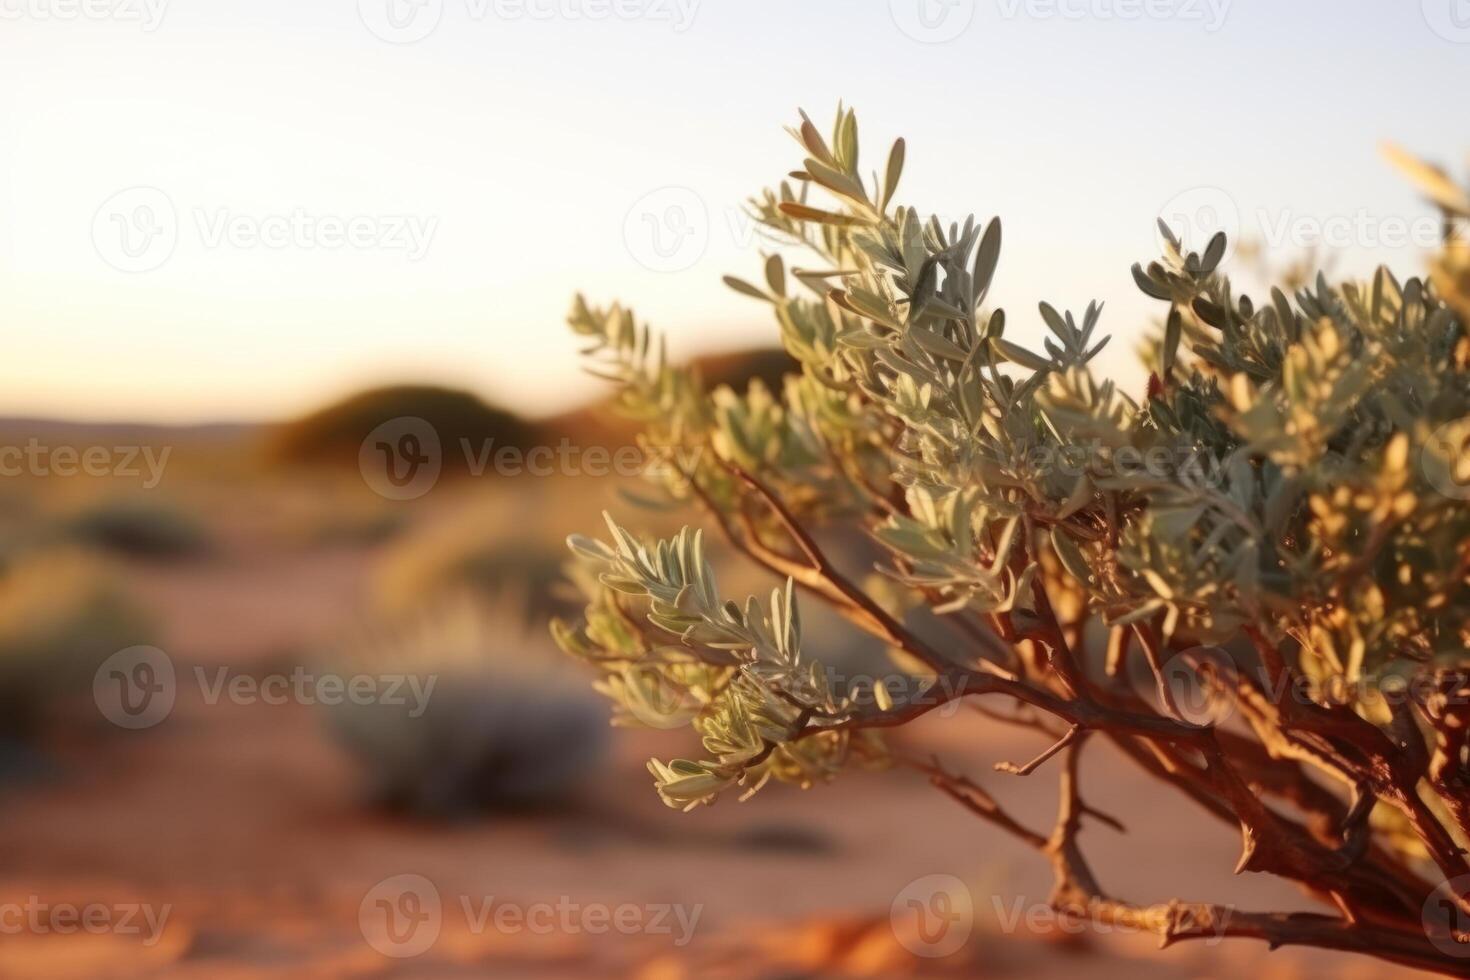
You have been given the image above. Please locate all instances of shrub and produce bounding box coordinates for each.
[324,601,607,817]
[0,549,150,740]
[60,499,210,561]
[553,107,1470,973]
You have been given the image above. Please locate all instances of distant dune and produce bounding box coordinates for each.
[0,346,801,466]
[0,418,256,444]
[262,384,537,472]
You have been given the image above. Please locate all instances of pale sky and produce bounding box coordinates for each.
[1,0,1466,423]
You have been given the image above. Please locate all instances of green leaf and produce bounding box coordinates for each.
[724,276,770,302]
[881,138,905,213]
[805,156,868,204]
[912,327,969,362]
[973,218,1001,307]
[1200,232,1227,274]
[991,338,1051,373]
[1051,528,1093,586]
[1039,302,1070,343]
[1162,308,1182,376]
[796,110,835,165]
[764,255,787,297]
[1132,263,1172,301]
[779,202,865,227]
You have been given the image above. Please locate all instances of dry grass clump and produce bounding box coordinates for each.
[59,498,211,561]
[0,549,150,740]
[321,601,606,816]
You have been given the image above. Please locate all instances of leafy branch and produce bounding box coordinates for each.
[553,106,1470,975]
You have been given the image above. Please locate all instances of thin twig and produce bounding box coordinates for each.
[995,724,1082,776]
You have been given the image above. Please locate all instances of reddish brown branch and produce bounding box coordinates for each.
[669,447,1466,973]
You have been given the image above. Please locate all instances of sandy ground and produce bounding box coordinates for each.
[0,498,1444,978]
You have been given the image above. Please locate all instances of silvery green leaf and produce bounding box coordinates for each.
[972,218,1001,308]
[1051,528,1093,586]
[1039,302,1070,343]
[568,534,614,561]
[1132,264,1172,301]
[724,276,770,302]
[600,575,648,596]
[1201,232,1228,274]
[764,255,787,297]
[991,338,1051,373]
[805,156,868,204]
[838,329,890,350]
[881,138,905,213]
[912,327,969,362]
[1162,309,1182,377]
